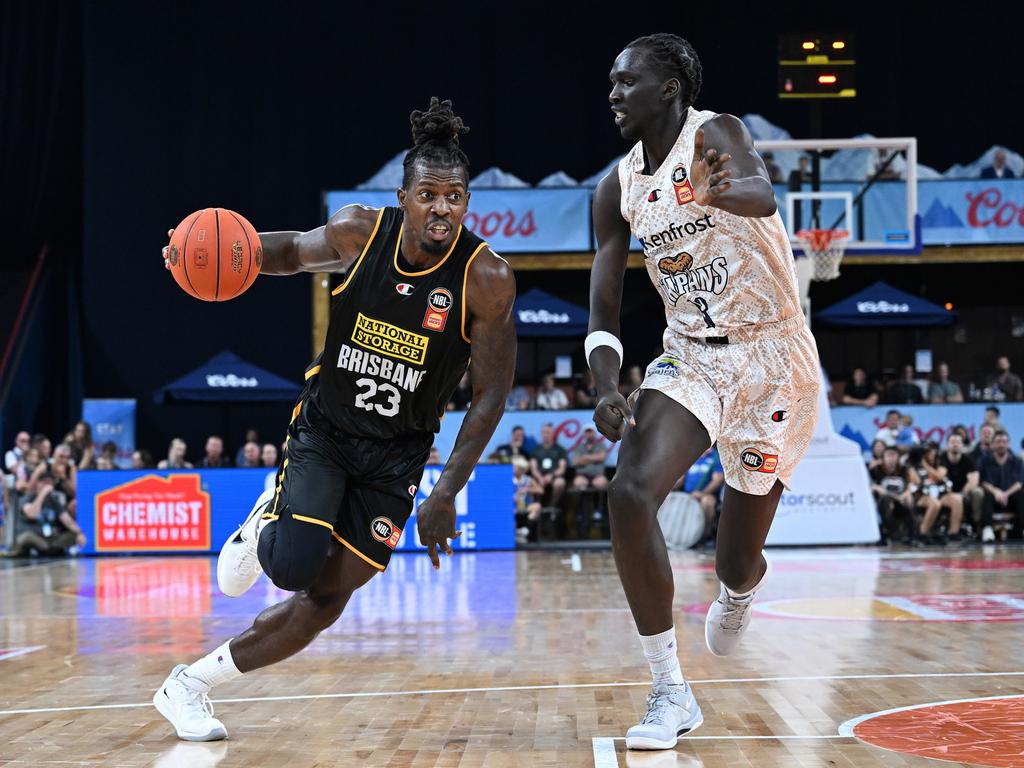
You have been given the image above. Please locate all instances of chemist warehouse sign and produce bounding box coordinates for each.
[93,474,211,551]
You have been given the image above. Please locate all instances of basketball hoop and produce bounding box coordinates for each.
[796,228,849,282]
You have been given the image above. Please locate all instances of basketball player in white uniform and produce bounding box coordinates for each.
[587,34,820,749]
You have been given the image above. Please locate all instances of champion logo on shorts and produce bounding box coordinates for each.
[740,448,779,473]
[771,410,788,422]
[370,516,402,549]
[408,484,417,496]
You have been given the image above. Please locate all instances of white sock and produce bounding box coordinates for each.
[179,640,242,692]
[639,627,685,687]
[725,552,771,600]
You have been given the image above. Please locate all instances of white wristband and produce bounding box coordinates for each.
[585,331,623,369]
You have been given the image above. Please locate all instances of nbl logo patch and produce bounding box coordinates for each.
[370,516,402,550]
[423,288,453,332]
[740,449,779,473]
[672,163,695,205]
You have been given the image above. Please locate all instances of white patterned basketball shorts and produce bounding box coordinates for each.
[638,319,820,496]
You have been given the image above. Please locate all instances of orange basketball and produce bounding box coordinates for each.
[166,208,262,302]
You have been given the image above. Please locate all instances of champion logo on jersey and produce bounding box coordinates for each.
[648,189,662,203]
[396,282,414,296]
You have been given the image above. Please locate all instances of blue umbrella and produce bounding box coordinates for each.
[815,281,955,327]
[154,351,302,404]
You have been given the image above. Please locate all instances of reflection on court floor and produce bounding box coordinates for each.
[2,547,1023,767]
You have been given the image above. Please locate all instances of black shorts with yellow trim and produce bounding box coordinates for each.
[268,396,431,571]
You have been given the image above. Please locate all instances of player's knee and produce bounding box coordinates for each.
[608,473,656,516]
[716,551,762,592]
[268,561,321,593]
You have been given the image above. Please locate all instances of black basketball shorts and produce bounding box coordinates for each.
[263,397,431,571]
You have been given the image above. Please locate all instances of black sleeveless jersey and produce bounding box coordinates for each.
[306,207,488,440]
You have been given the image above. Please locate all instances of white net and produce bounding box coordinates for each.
[796,228,849,281]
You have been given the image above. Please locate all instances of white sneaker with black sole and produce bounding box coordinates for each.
[153,664,227,742]
[705,555,771,657]
[625,683,704,750]
[217,488,275,597]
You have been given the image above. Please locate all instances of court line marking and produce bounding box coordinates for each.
[591,737,619,768]
[0,560,77,576]
[2,669,1024,718]
[0,645,46,662]
[838,692,1024,737]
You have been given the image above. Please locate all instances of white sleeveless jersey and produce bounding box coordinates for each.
[617,106,801,339]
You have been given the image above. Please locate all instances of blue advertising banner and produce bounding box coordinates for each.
[832,403,1024,458]
[918,179,1024,245]
[324,189,592,253]
[76,465,514,555]
[83,399,136,468]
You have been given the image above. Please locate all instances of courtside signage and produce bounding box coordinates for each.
[93,474,211,552]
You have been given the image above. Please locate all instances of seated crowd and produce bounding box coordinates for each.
[868,408,1023,544]
[839,356,1023,406]
[1,422,283,558]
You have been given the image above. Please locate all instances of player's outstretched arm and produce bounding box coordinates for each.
[416,249,516,569]
[257,205,381,276]
[690,116,777,218]
[588,172,634,442]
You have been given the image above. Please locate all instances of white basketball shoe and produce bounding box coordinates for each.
[153,664,227,742]
[704,554,771,657]
[217,488,275,597]
[625,683,704,750]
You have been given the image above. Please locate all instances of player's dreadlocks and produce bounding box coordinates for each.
[627,33,703,109]
[402,97,471,188]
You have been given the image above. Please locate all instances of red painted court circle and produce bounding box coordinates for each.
[844,695,1024,767]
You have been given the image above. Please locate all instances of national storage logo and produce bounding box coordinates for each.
[94,474,211,551]
[351,312,428,365]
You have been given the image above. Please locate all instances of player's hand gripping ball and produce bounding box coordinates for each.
[163,209,262,301]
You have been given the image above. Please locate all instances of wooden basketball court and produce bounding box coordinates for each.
[2,546,1023,767]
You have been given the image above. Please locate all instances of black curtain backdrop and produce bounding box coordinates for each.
[3,0,1023,455]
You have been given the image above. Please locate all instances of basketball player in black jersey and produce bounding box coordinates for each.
[154,99,516,742]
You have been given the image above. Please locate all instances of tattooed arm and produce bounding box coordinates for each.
[417,248,516,569]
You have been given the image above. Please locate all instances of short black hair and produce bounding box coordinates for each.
[987,406,1001,416]
[994,429,1010,439]
[402,97,471,188]
[886,409,900,418]
[626,33,703,108]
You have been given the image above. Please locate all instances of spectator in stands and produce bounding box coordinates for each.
[941,433,980,541]
[427,446,442,465]
[569,425,608,492]
[988,356,1023,402]
[874,409,918,451]
[261,443,280,468]
[761,151,783,183]
[984,406,1006,433]
[158,438,192,470]
[50,443,77,517]
[842,368,878,406]
[971,424,995,464]
[200,436,231,468]
[620,365,644,397]
[238,441,261,468]
[5,431,30,472]
[513,456,544,544]
[981,149,1016,179]
[95,456,115,470]
[868,439,887,470]
[505,382,532,411]
[535,374,569,411]
[886,364,924,404]
[910,443,956,544]
[131,449,155,470]
[68,421,96,470]
[5,473,86,557]
[447,371,473,411]
[31,433,52,463]
[493,425,533,462]
[99,441,118,466]
[870,446,915,543]
[234,430,260,466]
[672,445,725,545]
[530,423,567,508]
[788,155,811,186]
[979,430,1024,542]
[928,363,963,403]
[575,369,599,409]
[15,448,44,495]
